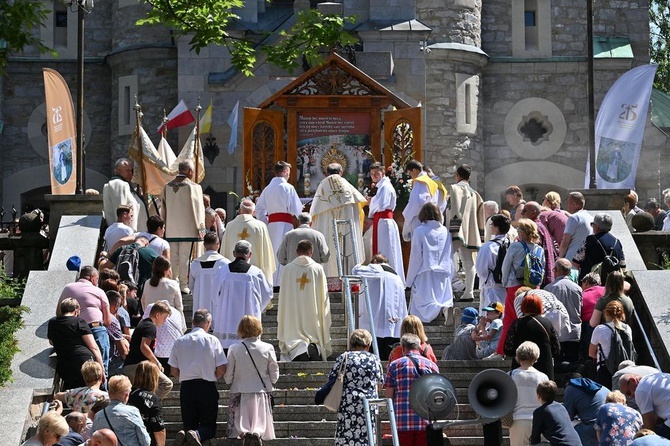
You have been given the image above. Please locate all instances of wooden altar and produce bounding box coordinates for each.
[242,52,423,195]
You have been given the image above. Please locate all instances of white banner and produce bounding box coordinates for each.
[586,64,657,189]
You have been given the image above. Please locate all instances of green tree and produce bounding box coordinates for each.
[0,0,54,75]
[651,0,670,92]
[137,1,356,76]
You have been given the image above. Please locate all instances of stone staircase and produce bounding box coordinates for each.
[165,291,512,445]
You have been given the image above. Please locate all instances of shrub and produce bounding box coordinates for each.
[0,269,27,386]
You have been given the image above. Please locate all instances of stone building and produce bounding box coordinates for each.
[0,0,665,217]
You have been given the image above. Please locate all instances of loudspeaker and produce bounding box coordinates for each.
[409,374,457,421]
[468,369,517,419]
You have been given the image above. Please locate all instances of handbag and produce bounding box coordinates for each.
[241,342,275,409]
[323,353,348,412]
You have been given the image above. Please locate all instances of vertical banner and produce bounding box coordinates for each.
[585,64,657,189]
[43,68,77,194]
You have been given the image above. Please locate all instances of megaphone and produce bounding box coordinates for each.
[409,373,457,421]
[468,369,517,419]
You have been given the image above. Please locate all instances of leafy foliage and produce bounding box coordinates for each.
[0,1,55,75]
[651,0,670,93]
[0,270,27,387]
[137,2,356,76]
[262,10,357,74]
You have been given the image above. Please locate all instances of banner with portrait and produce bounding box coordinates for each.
[43,68,77,194]
[586,64,657,189]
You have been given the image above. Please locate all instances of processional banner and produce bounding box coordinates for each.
[586,64,657,189]
[43,68,77,194]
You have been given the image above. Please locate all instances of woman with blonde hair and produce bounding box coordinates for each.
[54,360,108,414]
[497,218,545,357]
[539,191,570,246]
[141,255,183,321]
[590,300,634,387]
[224,315,279,444]
[595,390,642,444]
[21,410,69,446]
[128,360,166,446]
[388,315,438,363]
[327,329,384,446]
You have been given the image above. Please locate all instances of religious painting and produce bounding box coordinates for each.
[297,112,372,196]
[51,138,74,185]
[596,137,634,183]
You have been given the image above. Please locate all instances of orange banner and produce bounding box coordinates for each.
[43,68,77,194]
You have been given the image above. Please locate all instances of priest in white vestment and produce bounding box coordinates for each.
[367,162,405,285]
[212,240,272,349]
[310,163,366,285]
[189,231,230,312]
[277,240,332,361]
[162,160,206,292]
[352,254,408,359]
[103,157,148,231]
[221,198,276,287]
[406,203,454,324]
[401,159,446,242]
[255,161,303,285]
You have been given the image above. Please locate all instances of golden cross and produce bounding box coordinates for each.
[296,273,311,291]
[237,228,249,240]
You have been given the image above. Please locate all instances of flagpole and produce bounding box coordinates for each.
[587,0,596,188]
[161,109,168,140]
[194,98,202,182]
[133,97,147,196]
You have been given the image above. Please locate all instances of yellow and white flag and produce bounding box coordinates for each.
[43,68,77,194]
[200,99,213,134]
[173,127,206,183]
[129,125,175,196]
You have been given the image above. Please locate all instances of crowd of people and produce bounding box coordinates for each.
[31,154,670,446]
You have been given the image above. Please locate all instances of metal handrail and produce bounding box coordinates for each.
[340,274,380,358]
[364,398,399,446]
[632,302,662,371]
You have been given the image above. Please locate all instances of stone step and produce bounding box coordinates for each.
[163,420,505,439]
[202,438,509,446]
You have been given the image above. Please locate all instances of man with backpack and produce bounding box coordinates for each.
[475,214,510,312]
[574,213,625,284]
[99,235,157,298]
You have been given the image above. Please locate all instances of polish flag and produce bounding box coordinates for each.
[157,99,195,133]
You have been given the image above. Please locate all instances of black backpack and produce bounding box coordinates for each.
[591,238,621,280]
[599,323,637,375]
[490,237,510,284]
[115,244,140,287]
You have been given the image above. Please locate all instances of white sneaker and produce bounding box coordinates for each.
[451,279,466,293]
[484,353,503,360]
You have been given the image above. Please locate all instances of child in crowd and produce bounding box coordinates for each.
[472,302,504,359]
[442,307,479,360]
[530,380,581,445]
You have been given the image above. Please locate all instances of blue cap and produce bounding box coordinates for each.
[66,255,81,272]
[461,307,479,324]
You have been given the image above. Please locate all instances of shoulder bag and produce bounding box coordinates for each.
[241,342,275,409]
[103,408,125,446]
[323,353,348,412]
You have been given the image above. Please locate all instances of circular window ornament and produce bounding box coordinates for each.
[504,98,566,160]
[28,102,92,159]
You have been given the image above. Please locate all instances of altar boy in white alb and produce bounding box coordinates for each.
[212,240,272,349]
[255,161,303,285]
[367,162,405,285]
[189,231,229,313]
[352,254,408,359]
[277,240,332,361]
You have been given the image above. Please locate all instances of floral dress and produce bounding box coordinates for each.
[595,402,642,445]
[330,350,384,446]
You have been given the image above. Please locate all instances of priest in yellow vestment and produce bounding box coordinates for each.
[221,198,276,287]
[277,240,331,361]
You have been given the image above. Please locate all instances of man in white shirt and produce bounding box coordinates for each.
[212,240,273,349]
[352,254,408,359]
[475,214,509,311]
[104,205,134,251]
[169,309,227,446]
[103,158,148,231]
[255,161,303,285]
[136,215,171,259]
[367,162,405,284]
[189,231,229,312]
[559,192,593,263]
